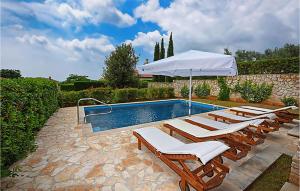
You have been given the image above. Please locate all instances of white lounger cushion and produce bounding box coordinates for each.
[165,118,264,138]
[209,110,277,121]
[240,105,298,112]
[240,106,273,112]
[185,116,264,130]
[231,106,298,115]
[230,107,266,115]
[134,127,229,165]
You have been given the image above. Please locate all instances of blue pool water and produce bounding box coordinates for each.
[84,100,224,132]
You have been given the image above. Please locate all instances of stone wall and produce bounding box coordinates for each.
[148,74,299,101]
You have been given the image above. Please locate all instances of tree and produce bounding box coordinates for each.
[103,43,139,88]
[224,48,232,55]
[65,74,89,83]
[235,50,262,62]
[0,69,21,79]
[153,42,160,61]
[262,43,299,58]
[160,38,165,59]
[167,32,174,57]
[235,43,299,62]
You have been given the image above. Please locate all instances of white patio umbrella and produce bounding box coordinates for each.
[138,50,238,116]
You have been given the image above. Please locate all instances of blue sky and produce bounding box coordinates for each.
[1,0,299,81]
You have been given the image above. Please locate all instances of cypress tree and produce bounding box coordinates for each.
[153,42,160,81]
[153,42,160,61]
[160,38,165,59]
[167,32,174,57]
[224,48,232,55]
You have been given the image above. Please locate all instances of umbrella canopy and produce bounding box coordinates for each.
[138,50,238,116]
[138,50,237,77]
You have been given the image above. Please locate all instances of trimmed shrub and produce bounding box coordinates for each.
[74,80,106,91]
[59,88,112,107]
[217,77,230,101]
[113,88,140,102]
[59,90,89,107]
[281,97,298,106]
[180,85,190,98]
[238,57,299,75]
[195,83,211,98]
[157,87,166,98]
[88,88,113,103]
[127,88,138,101]
[113,89,129,102]
[1,78,59,176]
[234,80,273,103]
[147,88,160,99]
[165,87,175,98]
[138,80,148,88]
[137,88,148,100]
[60,83,74,91]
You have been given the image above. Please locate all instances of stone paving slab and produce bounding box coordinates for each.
[280,182,299,191]
[287,122,299,138]
[0,106,298,191]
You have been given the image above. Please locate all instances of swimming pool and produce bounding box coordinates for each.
[84,100,224,132]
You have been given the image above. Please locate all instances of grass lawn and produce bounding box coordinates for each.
[193,98,280,109]
[245,154,293,191]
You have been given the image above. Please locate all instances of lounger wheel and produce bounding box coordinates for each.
[179,180,190,191]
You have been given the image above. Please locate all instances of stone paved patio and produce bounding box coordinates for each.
[1,106,299,191]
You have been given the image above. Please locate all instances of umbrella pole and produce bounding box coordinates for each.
[189,69,192,116]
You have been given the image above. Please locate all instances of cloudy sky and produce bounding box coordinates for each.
[1,0,299,81]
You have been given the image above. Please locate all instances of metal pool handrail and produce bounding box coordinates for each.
[77,98,112,124]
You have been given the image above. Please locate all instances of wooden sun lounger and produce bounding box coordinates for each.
[230,106,298,123]
[163,119,251,161]
[240,106,299,123]
[133,127,230,191]
[208,111,280,133]
[184,116,266,146]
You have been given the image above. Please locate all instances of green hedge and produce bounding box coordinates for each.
[74,80,106,91]
[1,78,59,176]
[59,87,175,107]
[138,80,149,88]
[238,57,299,75]
[59,88,113,107]
[60,83,74,91]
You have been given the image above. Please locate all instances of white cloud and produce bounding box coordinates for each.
[125,30,169,53]
[17,34,52,47]
[134,0,299,54]
[1,0,136,29]
[56,37,114,53]
[2,26,115,80]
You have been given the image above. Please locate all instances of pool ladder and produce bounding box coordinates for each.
[77,98,112,124]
